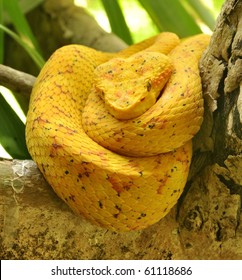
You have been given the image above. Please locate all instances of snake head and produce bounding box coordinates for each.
[94,51,173,120]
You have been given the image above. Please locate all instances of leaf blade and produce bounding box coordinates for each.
[186,0,216,30]
[3,0,41,53]
[0,0,4,63]
[0,24,44,68]
[0,91,30,159]
[137,0,202,37]
[100,0,133,44]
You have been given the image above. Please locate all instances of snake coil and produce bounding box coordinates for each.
[26,32,210,231]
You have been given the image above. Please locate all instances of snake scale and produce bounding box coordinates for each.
[26,32,210,231]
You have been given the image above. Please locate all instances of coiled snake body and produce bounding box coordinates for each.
[26,32,210,231]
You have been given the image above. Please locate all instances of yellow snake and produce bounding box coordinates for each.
[26,32,210,231]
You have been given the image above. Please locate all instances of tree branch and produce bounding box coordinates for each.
[0,64,35,95]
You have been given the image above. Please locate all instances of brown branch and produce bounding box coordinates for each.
[0,64,36,95]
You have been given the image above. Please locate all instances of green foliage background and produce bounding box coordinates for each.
[0,0,224,159]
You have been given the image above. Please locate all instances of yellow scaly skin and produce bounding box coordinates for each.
[26,32,210,231]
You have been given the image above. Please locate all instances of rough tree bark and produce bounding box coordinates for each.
[0,0,242,259]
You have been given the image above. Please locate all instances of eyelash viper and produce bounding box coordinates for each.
[26,32,210,231]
